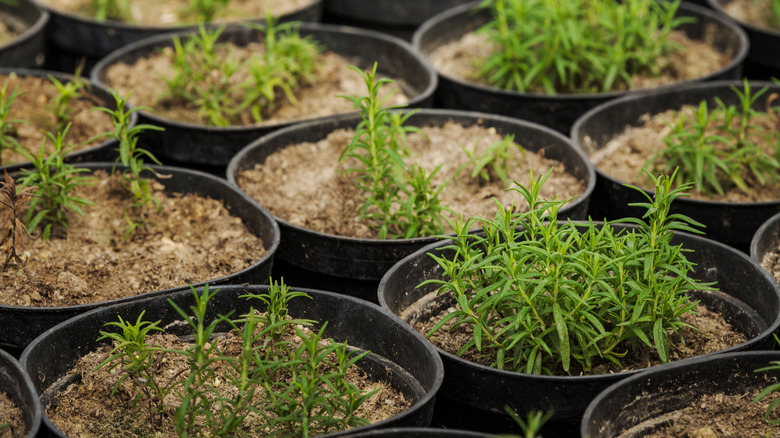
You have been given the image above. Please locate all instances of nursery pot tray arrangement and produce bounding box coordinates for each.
[20,285,444,437]
[571,80,780,251]
[378,223,780,436]
[413,0,748,134]
[227,109,595,302]
[90,23,437,168]
[0,163,280,353]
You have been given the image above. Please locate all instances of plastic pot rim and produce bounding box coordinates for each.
[750,209,780,262]
[412,1,750,101]
[90,22,438,132]
[707,0,780,38]
[0,0,49,52]
[570,79,780,208]
[1,162,281,315]
[0,348,42,438]
[377,220,780,383]
[226,107,597,245]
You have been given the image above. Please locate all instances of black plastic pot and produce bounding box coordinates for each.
[90,23,437,173]
[35,0,322,73]
[377,223,780,437]
[581,351,780,437]
[413,1,748,135]
[20,284,443,437]
[322,0,471,41]
[571,80,780,253]
[0,349,41,438]
[0,163,280,355]
[0,67,132,174]
[226,109,596,303]
[0,0,47,68]
[708,0,780,79]
[750,210,780,277]
[341,428,488,437]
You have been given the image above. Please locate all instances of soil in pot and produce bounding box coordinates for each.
[720,0,779,33]
[0,72,114,168]
[0,391,25,438]
[37,0,316,27]
[0,169,267,307]
[236,121,586,240]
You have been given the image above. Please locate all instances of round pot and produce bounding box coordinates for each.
[0,0,47,68]
[226,109,596,303]
[0,163,280,355]
[413,1,749,135]
[0,349,41,437]
[750,210,780,280]
[0,67,133,174]
[20,284,444,437]
[582,351,780,437]
[34,0,322,73]
[377,223,780,437]
[322,0,471,41]
[571,80,780,252]
[90,22,438,172]
[707,0,780,79]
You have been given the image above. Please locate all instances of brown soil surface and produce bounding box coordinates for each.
[0,74,114,168]
[761,248,780,285]
[631,387,780,437]
[0,170,267,307]
[47,317,411,437]
[428,28,731,95]
[103,45,411,127]
[586,106,780,202]
[0,392,25,438]
[724,0,780,32]
[404,291,748,376]
[39,0,316,26]
[236,122,587,239]
[0,20,19,46]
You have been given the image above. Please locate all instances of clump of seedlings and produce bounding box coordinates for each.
[422,169,713,375]
[646,80,780,196]
[0,170,37,267]
[475,0,691,94]
[89,281,380,437]
[340,63,527,239]
[158,18,322,126]
[87,0,231,23]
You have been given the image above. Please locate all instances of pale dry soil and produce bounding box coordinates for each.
[586,106,780,202]
[724,0,780,32]
[47,319,411,437]
[0,74,114,168]
[0,392,25,438]
[761,250,780,286]
[0,170,266,307]
[237,122,586,239]
[429,28,731,94]
[104,45,411,127]
[40,0,316,26]
[404,291,747,376]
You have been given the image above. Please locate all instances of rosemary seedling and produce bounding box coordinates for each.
[179,0,230,23]
[0,170,36,267]
[88,0,131,22]
[647,80,780,196]
[47,66,89,133]
[461,133,525,186]
[422,169,711,375]
[476,0,691,94]
[16,125,95,241]
[0,83,23,167]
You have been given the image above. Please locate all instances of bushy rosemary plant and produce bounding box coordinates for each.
[0,170,36,267]
[94,281,378,437]
[475,0,691,94]
[647,80,780,196]
[422,169,712,375]
[16,126,95,241]
[160,18,321,126]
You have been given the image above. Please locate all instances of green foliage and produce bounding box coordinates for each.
[0,170,36,267]
[88,0,131,22]
[647,80,780,196]
[461,133,525,186]
[475,0,691,94]
[0,83,23,167]
[340,63,448,239]
[160,18,321,126]
[94,90,165,239]
[421,169,711,375]
[767,0,780,30]
[16,126,95,241]
[94,280,377,437]
[494,407,553,438]
[47,67,89,133]
[180,0,230,23]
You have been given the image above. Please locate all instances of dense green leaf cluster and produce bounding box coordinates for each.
[476,0,690,94]
[423,170,713,375]
[95,281,376,437]
[648,81,780,196]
